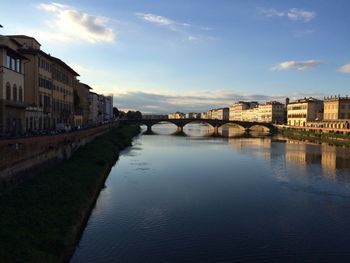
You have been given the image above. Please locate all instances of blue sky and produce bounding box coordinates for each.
[1,0,350,113]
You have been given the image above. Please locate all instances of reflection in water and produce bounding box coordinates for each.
[229,137,350,182]
[73,123,350,263]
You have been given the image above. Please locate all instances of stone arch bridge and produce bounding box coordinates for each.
[120,118,277,134]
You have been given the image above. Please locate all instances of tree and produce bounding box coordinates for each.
[113,107,119,118]
[135,111,142,119]
[126,110,142,119]
[119,111,126,119]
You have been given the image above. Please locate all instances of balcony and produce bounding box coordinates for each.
[4,99,26,109]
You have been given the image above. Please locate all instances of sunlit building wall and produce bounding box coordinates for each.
[287,97,323,126]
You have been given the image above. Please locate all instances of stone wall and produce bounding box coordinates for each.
[0,123,118,186]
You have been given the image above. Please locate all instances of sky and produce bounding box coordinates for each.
[1,0,350,113]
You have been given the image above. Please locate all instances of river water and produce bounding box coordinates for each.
[72,124,350,262]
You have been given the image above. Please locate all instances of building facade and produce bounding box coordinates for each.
[103,95,113,121]
[0,36,27,135]
[168,112,185,119]
[51,57,79,129]
[287,97,323,126]
[215,108,229,120]
[11,35,54,131]
[258,101,285,124]
[88,92,99,126]
[323,96,350,121]
[229,101,258,121]
[75,82,91,127]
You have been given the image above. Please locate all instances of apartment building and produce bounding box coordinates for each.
[88,92,99,125]
[259,101,285,124]
[185,112,200,119]
[214,108,229,120]
[10,35,79,130]
[11,35,54,131]
[75,82,92,127]
[241,106,259,122]
[229,101,258,121]
[200,112,208,119]
[103,95,113,121]
[323,96,350,120]
[168,112,185,119]
[51,57,79,128]
[287,97,323,126]
[0,35,27,135]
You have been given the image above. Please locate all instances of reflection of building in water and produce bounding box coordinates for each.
[228,136,350,182]
[285,143,308,172]
[229,138,272,160]
[284,142,324,174]
[321,145,350,180]
[284,141,350,181]
[220,125,245,137]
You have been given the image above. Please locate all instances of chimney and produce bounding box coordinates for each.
[285,97,290,105]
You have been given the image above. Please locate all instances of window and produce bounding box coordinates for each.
[16,59,21,73]
[6,55,11,68]
[19,87,23,102]
[11,58,15,71]
[6,82,11,100]
[13,85,17,101]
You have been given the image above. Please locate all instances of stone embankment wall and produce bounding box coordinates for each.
[275,124,350,134]
[0,123,118,185]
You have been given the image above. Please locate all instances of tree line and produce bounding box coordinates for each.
[113,107,142,119]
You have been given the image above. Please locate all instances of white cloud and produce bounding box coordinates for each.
[259,7,316,22]
[338,63,350,74]
[37,2,115,43]
[113,90,289,114]
[260,8,285,17]
[272,60,322,71]
[135,12,211,42]
[135,13,175,26]
[287,8,316,22]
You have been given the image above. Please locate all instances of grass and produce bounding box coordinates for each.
[279,128,350,147]
[0,125,140,263]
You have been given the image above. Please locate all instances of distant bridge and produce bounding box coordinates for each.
[120,118,277,134]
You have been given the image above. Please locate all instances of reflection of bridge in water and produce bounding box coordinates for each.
[121,118,277,135]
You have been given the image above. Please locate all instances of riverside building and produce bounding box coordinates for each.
[229,101,258,121]
[10,35,54,131]
[9,35,79,131]
[75,82,92,127]
[287,97,323,126]
[51,56,79,129]
[323,96,350,120]
[0,35,27,135]
[229,101,285,124]
[306,96,350,130]
[258,101,285,124]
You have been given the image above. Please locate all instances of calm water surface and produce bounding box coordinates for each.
[72,124,350,262]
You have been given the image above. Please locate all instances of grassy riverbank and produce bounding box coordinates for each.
[279,128,350,147]
[0,125,140,263]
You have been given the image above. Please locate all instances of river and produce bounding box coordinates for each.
[72,123,350,262]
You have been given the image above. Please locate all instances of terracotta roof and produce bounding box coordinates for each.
[6,35,42,46]
[18,47,80,76]
[80,83,93,90]
[50,56,80,76]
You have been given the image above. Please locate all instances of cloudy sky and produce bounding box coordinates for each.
[1,0,350,113]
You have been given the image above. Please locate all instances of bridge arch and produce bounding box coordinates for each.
[216,121,246,131]
[182,120,215,129]
[247,123,274,132]
[121,118,276,134]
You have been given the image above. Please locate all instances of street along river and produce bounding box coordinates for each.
[72,123,350,262]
